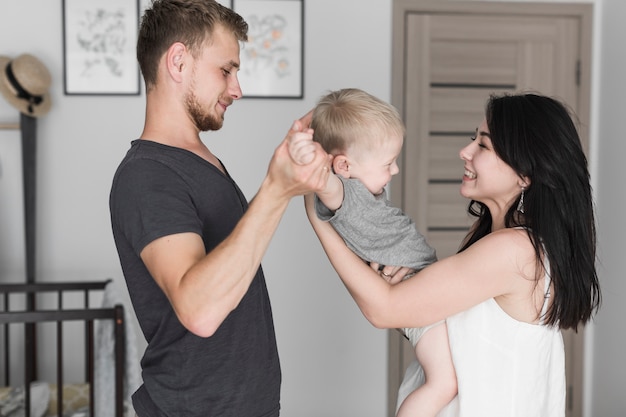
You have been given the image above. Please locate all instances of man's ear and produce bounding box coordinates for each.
[333,155,351,179]
[165,42,187,82]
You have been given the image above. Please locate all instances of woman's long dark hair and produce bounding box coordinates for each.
[458,93,600,330]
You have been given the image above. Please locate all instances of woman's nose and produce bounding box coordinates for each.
[459,142,473,161]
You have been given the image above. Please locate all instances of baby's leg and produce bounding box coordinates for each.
[397,322,457,417]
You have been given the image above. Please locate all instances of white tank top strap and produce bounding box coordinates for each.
[540,256,551,323]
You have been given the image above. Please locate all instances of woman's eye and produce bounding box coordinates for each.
[471,135,488,149]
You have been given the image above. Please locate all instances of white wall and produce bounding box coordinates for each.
[0,1,391,416]
[590,0,626,415]
[0,0,623,416]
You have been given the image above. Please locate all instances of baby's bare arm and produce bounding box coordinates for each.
[315,173,344,211]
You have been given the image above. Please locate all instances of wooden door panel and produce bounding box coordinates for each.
[430,15,566,41]
[430,40,518,85]
[428,135,466,180]
[427,184,472,228]
[429,88,504,132]
[427,231,467,260]
[517,42,556,94]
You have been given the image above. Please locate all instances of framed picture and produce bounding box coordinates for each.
[233,0,304,99]
[62,0,140,95]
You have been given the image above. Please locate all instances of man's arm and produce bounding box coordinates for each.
[142,120,331,337]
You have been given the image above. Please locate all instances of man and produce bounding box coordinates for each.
[109,1,329,416]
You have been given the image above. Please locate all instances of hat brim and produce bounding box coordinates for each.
[0,55,52,118]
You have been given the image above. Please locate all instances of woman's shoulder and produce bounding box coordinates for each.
[463,227,537,268]
[466,228,543,319]
[476,227,532,248]
[493,226,531,237]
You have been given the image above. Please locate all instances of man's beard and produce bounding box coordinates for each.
[186,90,223,132]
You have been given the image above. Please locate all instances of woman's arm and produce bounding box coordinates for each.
[304,194,536,329]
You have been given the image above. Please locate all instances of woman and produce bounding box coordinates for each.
[305,93,600,416]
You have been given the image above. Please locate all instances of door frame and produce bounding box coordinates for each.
[389,1,593,416]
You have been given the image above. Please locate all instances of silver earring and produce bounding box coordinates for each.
[517,188,525,213]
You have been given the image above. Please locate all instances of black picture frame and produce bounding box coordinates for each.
[233,0,304,99]
[62,0,141,95]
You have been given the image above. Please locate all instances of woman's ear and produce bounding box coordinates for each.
[519,175,531,189]
[333,155,351,179]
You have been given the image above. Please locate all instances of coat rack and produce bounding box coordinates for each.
[0,115,37,285]
[0,114,38,379]
[21,114,37,286]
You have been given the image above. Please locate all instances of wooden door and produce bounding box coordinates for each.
[389,1,593,416]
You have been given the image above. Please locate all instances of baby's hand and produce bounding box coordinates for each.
[287,125,316,165]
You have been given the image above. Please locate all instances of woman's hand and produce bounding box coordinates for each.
[369,262,413,285]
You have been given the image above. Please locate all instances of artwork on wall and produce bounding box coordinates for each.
[233,0,304,99]
[62,0,140,95]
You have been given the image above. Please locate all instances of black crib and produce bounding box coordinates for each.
[0,280,125,417]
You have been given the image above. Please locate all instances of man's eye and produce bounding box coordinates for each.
[222,68,231,76]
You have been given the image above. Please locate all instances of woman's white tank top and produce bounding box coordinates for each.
[397,261,565,417]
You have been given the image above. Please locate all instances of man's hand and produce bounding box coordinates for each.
[266,118,332,200]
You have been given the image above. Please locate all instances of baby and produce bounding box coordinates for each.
[290,88,457,417]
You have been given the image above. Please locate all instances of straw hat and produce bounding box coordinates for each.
[0,54,52,117]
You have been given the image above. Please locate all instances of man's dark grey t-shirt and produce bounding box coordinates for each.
[110,140,281,417]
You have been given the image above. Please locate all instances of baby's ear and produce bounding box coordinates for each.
[332,155,351,178]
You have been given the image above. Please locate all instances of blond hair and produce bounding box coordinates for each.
[311,88,405,155]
